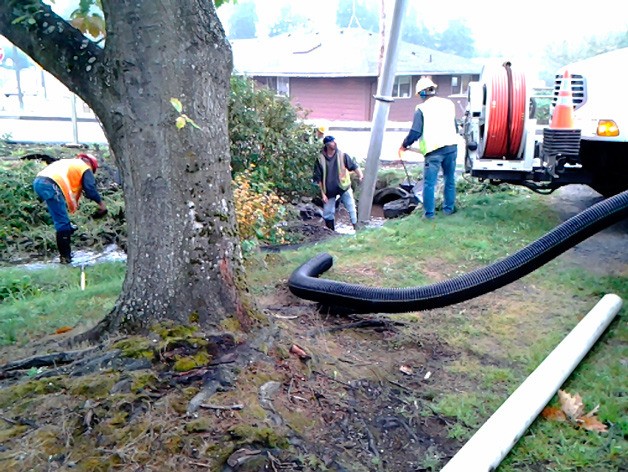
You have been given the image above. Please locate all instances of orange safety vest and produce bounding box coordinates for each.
[37,159,90,213]
[319,149,351,194]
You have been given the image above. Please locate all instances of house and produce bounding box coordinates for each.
[230,28,482,123]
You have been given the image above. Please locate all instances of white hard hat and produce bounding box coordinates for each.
[415,77,437,95]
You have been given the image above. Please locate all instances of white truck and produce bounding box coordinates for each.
[463,48,628,196]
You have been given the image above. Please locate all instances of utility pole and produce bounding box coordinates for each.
[357,0,408,224]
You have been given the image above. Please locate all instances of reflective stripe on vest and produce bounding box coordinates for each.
[319,149,351,193]
[417,97,458,155]
[37,159,90,213]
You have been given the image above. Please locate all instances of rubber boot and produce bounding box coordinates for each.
[56,230,73,264]
[324,218,335,231]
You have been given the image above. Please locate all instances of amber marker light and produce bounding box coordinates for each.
[596,120,619,137]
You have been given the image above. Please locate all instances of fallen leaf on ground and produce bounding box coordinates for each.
[558,390,585,421]
[579,415,608,433]
[55,326,73,334]
[541,406,566,422]
[399,365,413,375]
[542,390,608,433]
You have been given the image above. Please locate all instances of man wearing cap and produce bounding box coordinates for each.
[312,136,363,231]
[33,153,108,264]
[399,76,459,219]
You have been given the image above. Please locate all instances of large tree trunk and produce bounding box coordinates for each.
[0,1,257,335]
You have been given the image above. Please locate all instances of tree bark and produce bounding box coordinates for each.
[0,1,257,335]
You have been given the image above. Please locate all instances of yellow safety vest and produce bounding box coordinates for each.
[417,97,458,155]
[37,159,90,213]
[319,149,351,193]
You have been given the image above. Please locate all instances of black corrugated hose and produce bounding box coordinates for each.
[288,190,628,314]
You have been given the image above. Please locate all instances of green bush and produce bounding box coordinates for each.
[228,76,320,197]
[0,275,40,302]
[0,160,54,257]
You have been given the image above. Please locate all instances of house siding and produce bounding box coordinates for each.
[286,74,473,123]
[290,77,374,121]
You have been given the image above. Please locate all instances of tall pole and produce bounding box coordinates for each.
[357,0,408,224]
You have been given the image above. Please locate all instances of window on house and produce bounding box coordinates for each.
[451,75,473,95]
[392,75,412,98]
[276,77,289,97]
[255,76,289,97]
[451,76,459,90]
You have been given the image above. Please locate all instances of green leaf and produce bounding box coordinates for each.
[170,98,183,113]
[184,116,201,130]
[11,15,29,25]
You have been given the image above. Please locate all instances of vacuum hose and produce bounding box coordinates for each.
[288,191,628,314]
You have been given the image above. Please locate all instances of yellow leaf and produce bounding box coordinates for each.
[558,390,585,421]
[170,98,183,113]
[175,116,186,129]
[555,390,608,433]
[70,17,85,31]
[86,14,106,38]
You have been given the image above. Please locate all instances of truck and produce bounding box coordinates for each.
[462,48,628,197]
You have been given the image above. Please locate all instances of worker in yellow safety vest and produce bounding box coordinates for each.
[312,136,363,231]
[399,76,459,220]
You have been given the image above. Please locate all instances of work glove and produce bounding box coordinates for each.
[91,208,108,220]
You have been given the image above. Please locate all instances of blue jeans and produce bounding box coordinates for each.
[423,146,457,218]
[33,177,72,232]
[323,187,358,224]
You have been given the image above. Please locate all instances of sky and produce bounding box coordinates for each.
[217,0,627,65]
[30,0,628,74]
[44,0,627,56]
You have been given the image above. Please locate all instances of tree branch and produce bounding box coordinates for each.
[0,0,105,103]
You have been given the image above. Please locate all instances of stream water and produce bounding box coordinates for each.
[18,244,127,271]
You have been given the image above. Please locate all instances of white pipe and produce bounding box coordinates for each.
[70,94,79,145]
[442,293,623,472]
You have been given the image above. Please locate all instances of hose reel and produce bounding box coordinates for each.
[478,62,528,160]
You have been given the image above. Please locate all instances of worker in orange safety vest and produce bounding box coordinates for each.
[33,153,108,264]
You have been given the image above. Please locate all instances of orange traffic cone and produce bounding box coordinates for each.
[550,70,575,129]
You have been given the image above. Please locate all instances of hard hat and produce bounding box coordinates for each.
[415,77,437,95]
[76,153,99,173]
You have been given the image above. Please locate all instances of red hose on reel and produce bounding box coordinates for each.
[482,63,526,158]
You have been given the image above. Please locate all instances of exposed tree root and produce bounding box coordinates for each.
[0,346,102,375]
[307,318,405,337]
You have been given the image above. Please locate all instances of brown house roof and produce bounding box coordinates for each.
[230,28,481,78]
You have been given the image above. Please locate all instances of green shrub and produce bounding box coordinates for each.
[228,76,320,197]
[0,275,40,302]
